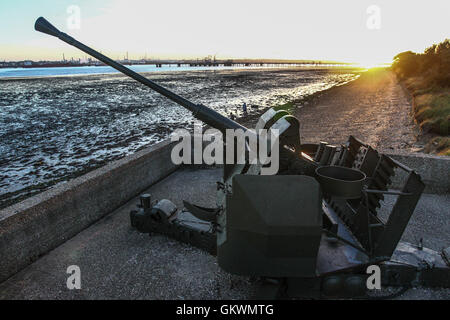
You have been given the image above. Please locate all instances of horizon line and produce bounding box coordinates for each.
[0,57,361,64]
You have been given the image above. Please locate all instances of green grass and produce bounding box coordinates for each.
[273,101,295,113]
[414,92,450,136]
[425,136,450,156]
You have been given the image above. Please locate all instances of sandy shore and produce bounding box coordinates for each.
[291,68,423,153]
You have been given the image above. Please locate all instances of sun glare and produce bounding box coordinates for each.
[356,59,392,70]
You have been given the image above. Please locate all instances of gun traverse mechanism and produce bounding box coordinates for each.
[35,17,450,299]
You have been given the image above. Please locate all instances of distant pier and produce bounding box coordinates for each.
[0,59,353,69]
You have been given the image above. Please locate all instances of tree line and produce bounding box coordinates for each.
[392,39,450,88]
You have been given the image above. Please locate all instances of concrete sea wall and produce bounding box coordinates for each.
[0,138,448,283]
[0,140,178,283]
[386,152,450,194]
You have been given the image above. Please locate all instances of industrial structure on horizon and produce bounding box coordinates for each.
[0,55,352,69]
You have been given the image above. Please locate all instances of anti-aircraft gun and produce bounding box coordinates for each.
[35,17,450,299]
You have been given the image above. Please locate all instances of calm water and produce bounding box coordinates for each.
[0,64,314,78]
[0,67,359,207]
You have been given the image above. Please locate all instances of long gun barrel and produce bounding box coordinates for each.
[34,17,245,133]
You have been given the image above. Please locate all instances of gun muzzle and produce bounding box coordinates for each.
[35,17,61,38]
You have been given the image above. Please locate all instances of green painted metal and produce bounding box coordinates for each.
[218,175,322,277]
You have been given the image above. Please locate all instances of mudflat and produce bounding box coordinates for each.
[0,67,358,209]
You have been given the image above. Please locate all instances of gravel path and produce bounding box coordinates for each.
[295,68,423,153]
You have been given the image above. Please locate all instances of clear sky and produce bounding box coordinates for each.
[0,0,449,65]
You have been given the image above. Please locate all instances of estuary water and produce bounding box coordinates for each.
[0,66,359,207]
[0,64,306,78]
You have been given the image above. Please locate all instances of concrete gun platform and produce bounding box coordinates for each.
[0,167,449,299]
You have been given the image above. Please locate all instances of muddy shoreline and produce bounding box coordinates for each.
[0,67,361,209]
[0,68,426,209]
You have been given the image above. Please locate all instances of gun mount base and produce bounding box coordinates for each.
[129,134,449,299]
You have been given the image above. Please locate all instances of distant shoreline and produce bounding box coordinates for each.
[0,64,363,80]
